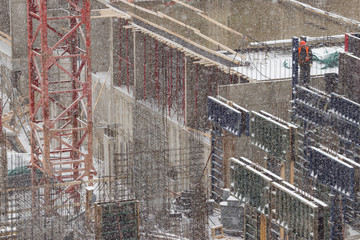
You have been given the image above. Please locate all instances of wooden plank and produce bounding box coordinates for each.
[198,13,247,39]
[128,13,242,65]
[204,63,217,67]
[186,126,211,138]
[158,11,245,59]
[0,36,11,46]
[91,8,129,19]
[193,60,209,65]
[112,0,159,17]
[278,0,360,27]
[172,0,204,13]
[14,135,26,152]
[0,30,11,40]
[163,0,249,45]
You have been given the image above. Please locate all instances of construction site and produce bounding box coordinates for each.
[0,0,360,239]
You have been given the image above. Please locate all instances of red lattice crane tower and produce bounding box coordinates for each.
[27,0,95,213]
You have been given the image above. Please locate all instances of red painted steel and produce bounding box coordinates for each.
[155,40,159,105]
[27,0,95,213]
[345,33,349,52]
[144,35,146,100]
[0,98,2,141]
[119,20,122,87]
[126,20,130,93]
[169,49,173,116]
[182,53,186,125]
[167,49,170,116]
[195,63,198,117]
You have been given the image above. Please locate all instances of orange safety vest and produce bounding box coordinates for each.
[298,46,310,63]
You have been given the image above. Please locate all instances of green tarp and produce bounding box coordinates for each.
[283,51,339,69]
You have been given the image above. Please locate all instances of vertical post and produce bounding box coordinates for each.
[70,1,80,207]
[260,214,267,240]
[155,40,159,105]
[85,0,94,185]
[95,203,102,240]
[345,33,349,52]
[195,64,198,119]
[289,126,297,185]
[119,19,122,87]
[167,49,170,115]
[39,0,52,214]
[126,20,130,93]
[292,37,299,101]
[222,131,235,189]
[0,70,2,141]
[27,0,37,215]
[183,54,187,125]
[143,35,146,100]
[0,82,2,144]
[85,186,94,224]
[0,69,6,221]
[169,48,173,115]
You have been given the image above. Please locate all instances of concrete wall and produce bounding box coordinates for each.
[10,0,27,61]
[338,52,360,103]
[9,0,28,95]
[91,14,111,73]
[219,80,292,121]
[0,132,8,223]
[92,75,134,152]
[0,0,10,35]
[0,42,12,70]
[91,69,211,182]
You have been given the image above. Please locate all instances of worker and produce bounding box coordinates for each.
[298,40,313,87]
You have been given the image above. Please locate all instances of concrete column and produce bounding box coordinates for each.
[134,31,143,100]
[10,0,27,60]
[103,133,115,177]
[10,0,28,95]
[110,17,118,87]
[0,0,10,35]
[92,17,110,73]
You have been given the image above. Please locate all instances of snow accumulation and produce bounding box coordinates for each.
[0,38,11,57]
[224,45,343,81]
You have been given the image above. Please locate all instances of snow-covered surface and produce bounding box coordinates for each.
[285,0,360,27]
[0,38,11,57]
[209,209,244,240]
[347,225,360,238]
[250,35,344,47]
[93,71,111,84]
[227,45,343,81]
[7,151,31,170]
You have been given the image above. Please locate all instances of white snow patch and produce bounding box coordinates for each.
[223,45,343,81]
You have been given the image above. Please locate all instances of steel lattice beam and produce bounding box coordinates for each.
[27,0,94,213]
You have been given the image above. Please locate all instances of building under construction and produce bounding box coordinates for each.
[0,0,360,239]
